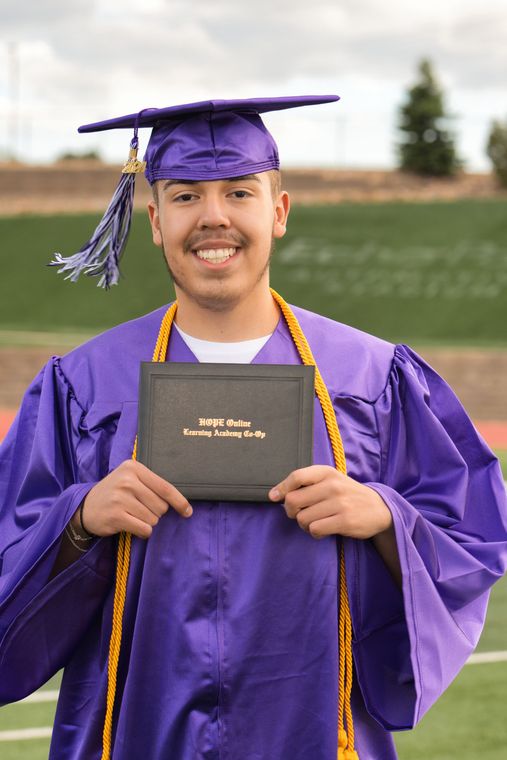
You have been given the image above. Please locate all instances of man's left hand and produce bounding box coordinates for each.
[269,465,392,540]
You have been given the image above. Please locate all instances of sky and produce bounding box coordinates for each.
[0,0,506,171]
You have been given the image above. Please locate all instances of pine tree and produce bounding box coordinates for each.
[397,59,462,177]
[486,119,507,188]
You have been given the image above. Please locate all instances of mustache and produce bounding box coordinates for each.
[184,232,248,253]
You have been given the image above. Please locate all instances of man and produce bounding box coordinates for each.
[0,97,506,760]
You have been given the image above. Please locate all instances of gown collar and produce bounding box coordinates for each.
[165,311,301,366]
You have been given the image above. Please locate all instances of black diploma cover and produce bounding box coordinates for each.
[137,363,315,501]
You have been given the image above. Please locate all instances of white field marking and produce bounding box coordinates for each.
[2,649,506,743]
[13,649,507,708]
[0,727,52,741]
[0,651,506,744]
[466,650,507,665]
[18,689,60,704]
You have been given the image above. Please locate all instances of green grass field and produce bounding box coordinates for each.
[0,199,505,344]
[495,450,507,477]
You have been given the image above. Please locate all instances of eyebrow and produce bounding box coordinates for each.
[162,174,261,191]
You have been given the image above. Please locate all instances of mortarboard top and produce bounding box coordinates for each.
[77,95,340,132]
[50,95,340,287]
[77,95,340,183]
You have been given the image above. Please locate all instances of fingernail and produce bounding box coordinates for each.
[185,506,193,517]
[269,488,280,500]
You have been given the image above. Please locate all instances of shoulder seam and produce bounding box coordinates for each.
[53,356,86,415]
[372,348,398,405]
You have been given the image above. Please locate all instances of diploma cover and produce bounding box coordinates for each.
[137,363,315,501]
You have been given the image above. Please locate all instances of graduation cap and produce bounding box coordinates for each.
[49,95,340,288]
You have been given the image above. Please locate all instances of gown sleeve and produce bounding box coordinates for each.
[0,357,115,702]
[346,344,507,731]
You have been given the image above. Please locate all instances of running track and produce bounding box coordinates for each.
[1,409,507,449]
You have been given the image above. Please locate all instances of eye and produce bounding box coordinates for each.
[174,192,197,203]
[229,190,251,199]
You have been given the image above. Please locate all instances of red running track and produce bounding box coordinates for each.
[1,409,507,449]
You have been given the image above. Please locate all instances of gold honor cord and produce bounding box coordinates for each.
[101,292,358,760]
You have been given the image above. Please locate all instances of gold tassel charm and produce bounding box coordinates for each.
[122,142,146,174]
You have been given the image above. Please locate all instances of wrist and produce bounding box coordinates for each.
[69,513,87,537]
[69,499,96,541]
[78,498,97,538]
[365,485,393,536]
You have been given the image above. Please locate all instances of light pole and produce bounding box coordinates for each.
[7,41,20,160]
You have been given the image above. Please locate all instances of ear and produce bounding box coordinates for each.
[147,198,163,248]
[272,191,290,239]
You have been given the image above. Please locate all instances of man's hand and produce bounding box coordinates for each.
[269,465,392,540]
[81,460,193,540]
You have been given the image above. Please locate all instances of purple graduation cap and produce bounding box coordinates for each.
[49,95,339,288]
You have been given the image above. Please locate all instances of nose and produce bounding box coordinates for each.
[197,193,231,229]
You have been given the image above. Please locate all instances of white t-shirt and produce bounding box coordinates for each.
[173,323,272,364]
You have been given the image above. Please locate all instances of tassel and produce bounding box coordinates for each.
[339,751,359,760]
[338,729,359,760]
[49,137,146,289]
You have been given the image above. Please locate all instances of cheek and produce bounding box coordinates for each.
[249,213,275,248]
[158,217,189,253]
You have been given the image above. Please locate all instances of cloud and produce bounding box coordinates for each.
[2,0,506,91]
[0,0,505,167]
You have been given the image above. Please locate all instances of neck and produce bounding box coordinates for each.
[173,284,280,341]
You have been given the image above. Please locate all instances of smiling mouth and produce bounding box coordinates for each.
[193,247,240,264]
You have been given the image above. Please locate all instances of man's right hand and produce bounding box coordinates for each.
[79,460,193,539]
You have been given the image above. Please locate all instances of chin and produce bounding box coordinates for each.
[179,283,246,313]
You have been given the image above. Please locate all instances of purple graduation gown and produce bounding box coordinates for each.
[0,304,506,760]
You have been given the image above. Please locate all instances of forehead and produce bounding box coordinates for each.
[161,174,264,189]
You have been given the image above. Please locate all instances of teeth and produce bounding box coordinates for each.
[195,247,237,263]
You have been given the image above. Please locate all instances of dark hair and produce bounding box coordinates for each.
[268,169,282,199]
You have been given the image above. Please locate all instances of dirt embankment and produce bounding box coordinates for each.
[0,344,505,421]
[1,163,505,423]
[0,163,505,215]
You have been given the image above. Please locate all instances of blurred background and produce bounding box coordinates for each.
[0,1,506,758]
